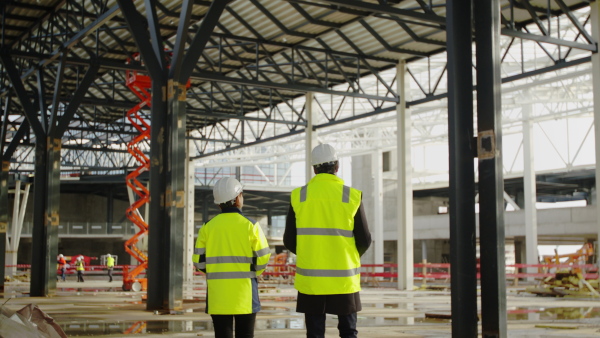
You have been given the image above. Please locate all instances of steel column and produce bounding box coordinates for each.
[184,147,195,291]
[131,0,230,311]
[147,75,168,310]
[0,161,8,290]
[447,0,478,336]
[160,79,188,310]
[396,60,413,291]
[372,147,384,273]
[522,98,538,281]
[30,137,61,297]
[305,92,315,183]
[591,2,600,265]
[474,0,507,336]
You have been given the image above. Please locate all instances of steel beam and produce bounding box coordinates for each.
[501,28,597,52]
[54,62,99,137]
[20,6,119,80]
[116,0,163,77]
[446,0,478,337]
[192,70,397,102]
[178,0,231,82]
[0,51,45,136]
[294,0,446,25]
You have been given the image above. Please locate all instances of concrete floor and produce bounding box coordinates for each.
[3,278,600,337]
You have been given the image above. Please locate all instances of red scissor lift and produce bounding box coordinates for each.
[122,62,152,292]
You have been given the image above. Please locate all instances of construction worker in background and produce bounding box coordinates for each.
[193,177,271,338]
[57,254,67,282]
[106,254,115,282]
[284,144,372,338]
[75,256,85,282]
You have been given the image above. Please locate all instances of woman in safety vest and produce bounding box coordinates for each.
[193,177,271,338]
[284,144,371,338]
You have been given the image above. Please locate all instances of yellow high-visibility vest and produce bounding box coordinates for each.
[192,209,270,315]
[291,173,362,295]
[76,261,85,271]
[106,257,115,268]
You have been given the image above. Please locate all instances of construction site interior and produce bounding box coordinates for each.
[5,0,600,337]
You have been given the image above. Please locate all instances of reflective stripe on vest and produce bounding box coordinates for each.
[299,184,351,204]
[297,228,353,238]
[206,256,253,264]
[342,185,350,203]
[254,247,270,257]
[296,267,359,277]
[300,185,307,202]
[206,271,257,280]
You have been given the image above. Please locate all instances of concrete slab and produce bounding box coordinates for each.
[2,281,600,337]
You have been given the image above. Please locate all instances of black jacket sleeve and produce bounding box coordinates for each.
[283,204,297,254]
[353,199,372,257]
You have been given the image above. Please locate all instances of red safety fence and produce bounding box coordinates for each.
[255,263,599,285]
[8,263,597,283]
[6,265,145,276]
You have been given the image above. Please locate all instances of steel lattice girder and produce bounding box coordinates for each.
[0,0,596,172]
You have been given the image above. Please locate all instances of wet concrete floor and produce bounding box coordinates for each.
[3,278,600,337]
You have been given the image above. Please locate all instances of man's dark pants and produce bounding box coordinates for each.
[305,313,358,338]
[211,313,256,338]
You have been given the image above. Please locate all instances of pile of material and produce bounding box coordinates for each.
[0,303,66,338]
[526,271,599,297]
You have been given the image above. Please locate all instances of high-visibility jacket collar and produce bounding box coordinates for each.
[220,207,243,215]
[309,173,343,185]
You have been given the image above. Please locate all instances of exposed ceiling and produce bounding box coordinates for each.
[1,0,596,173]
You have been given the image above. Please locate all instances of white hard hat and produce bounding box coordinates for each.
[107,253,111,257]
[311,144,338,166]
[213,177,243,204]
[58,254,63,258]
[78,256,83,261]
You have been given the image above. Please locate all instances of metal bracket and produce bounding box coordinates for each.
[477,130,496,160]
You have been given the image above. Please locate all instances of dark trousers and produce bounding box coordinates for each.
[211,313,256,338]
[77,271,84,282]
[305,313,357,338]
[107,268,113,282]
[59,268,66,281]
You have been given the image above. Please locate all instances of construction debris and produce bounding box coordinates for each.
[0,303,67,338]
[525,242,600,298]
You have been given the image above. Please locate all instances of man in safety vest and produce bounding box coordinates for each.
[193,177,271,338]
[106,253,115,282]
[75,256,85,282]
[284,144,371,338]
[57,254,67,282]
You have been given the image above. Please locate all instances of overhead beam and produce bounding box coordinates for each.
[291,0,446,25]
[192,71,398,102]
[501,28,597,52]
[20,6,119,80]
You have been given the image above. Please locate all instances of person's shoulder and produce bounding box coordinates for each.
[348,185,362,194]
[241,214,256,225]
